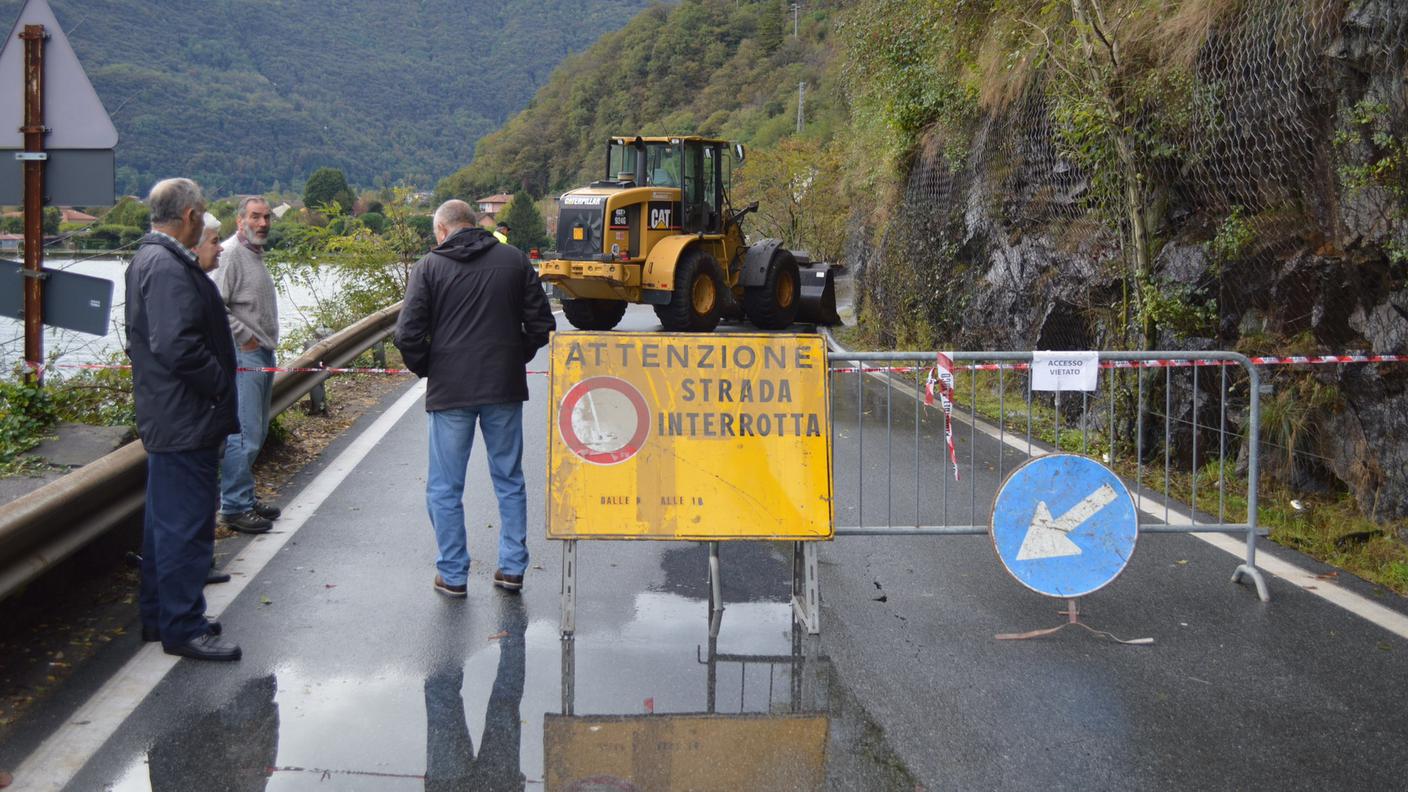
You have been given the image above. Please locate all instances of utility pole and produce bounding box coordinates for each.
[20,23,47,386]
[797,81,805,133]
[791,2,799,38]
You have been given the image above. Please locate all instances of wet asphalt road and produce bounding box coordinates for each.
[5,301,1408,790]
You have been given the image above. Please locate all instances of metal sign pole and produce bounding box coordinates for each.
[20,22,46,385]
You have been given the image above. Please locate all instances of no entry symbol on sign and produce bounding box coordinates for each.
[558,376,650,465]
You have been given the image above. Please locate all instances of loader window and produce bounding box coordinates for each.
[607,142,637,184]
[681,142,721,233]
[645,144,680,188]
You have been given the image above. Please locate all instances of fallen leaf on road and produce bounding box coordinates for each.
[1314,571,1339,581]
[487,630,509,641]
[1176,560,1189,566]
[324,584,337,589]
[532,564,544,570]
[259,595,272,606]
[1,769,13,787]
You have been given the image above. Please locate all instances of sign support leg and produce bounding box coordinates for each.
[995,597,1153,645]
[559,634,576,716]
[560,540,577,637]
[791,541,820,635]
[707,541,723,639]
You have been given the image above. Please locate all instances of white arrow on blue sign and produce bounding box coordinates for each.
[991,454,1138,598]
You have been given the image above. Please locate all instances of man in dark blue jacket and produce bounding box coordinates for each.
[126,178,242,661]
[395,199,556,598]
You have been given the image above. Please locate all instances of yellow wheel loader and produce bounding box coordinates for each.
[536,135,839,332]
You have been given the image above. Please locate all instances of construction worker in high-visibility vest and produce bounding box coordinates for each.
[493,221,510,245]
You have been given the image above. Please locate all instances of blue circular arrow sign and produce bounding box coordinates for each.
[991,454,1138,598]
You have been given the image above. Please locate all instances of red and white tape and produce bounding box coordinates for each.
[923,351,961,482]
[830,353,1408,375]
[15,352,1408,379]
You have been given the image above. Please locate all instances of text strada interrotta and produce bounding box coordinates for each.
[547,333,833,540]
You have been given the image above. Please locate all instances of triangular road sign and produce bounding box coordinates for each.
[0,0,118,149]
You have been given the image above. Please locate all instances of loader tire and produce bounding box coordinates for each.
[561,298,627,331]
[743,249,800,330]
[654,248,722,332]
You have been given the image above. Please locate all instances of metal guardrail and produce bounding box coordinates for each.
[0,301,404,601]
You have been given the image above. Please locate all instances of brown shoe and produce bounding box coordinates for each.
[493,569,523,593]
[434,574,467,598]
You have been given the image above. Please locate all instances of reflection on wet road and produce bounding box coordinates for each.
[99,572,912,791]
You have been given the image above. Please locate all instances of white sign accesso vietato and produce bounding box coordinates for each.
[1031,351,1099,392]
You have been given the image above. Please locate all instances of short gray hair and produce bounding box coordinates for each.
[147,178,205,226]
[202,212,222,239]
[237,195,270,219]
[433,199,477,232]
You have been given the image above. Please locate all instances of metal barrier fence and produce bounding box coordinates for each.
[824,346,1268,602]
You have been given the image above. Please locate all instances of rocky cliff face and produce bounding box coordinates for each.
[857,0,1408,523]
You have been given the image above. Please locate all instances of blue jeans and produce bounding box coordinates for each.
[426,403,528,586]
[141,447,219,646]
[220,346,274,515]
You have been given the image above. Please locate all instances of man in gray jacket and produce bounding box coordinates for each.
[211,196,281,534]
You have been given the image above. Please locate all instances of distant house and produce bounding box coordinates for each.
[3,207,100,224]
[60,208,98,223]
[476,193,514,218]
[272,202,293,219]
[0,233,21,252]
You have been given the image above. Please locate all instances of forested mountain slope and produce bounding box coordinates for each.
[436,0,846,200]
[0,0,650,194]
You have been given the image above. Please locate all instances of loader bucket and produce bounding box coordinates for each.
[797,264,841,325]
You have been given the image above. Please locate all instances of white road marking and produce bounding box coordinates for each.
[859,366,1408,640]
[11,380,429,792]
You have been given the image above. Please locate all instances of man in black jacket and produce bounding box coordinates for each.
[126,178,242,662]
[395,199,555,597]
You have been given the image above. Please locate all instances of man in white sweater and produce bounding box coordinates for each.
[210,197,281,534]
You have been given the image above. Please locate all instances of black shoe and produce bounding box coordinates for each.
[219,510,273,534]
[493,569,524,593]
[433,574,467,598]
[146,618,222,642]
[164,633,241,662]
[253,500,281,520]
[206,569,231,584]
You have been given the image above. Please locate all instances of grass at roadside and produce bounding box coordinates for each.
[828,324,1408,596]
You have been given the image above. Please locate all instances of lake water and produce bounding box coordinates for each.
[1,256,337,374]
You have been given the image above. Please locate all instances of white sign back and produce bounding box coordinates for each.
[0,0,118,149]
[1031,351,1099,392]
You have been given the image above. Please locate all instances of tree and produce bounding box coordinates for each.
[499,192,551,250]
[757,0,785,53]
[105,196,150,229]
[304,167,356,215]
[734,138,847,263]
[42,206,61,235]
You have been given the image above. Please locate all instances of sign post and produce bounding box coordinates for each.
[19,22,43,383]
[990,453,1152,644]
[547,332,833,636]
[0,0,120,382]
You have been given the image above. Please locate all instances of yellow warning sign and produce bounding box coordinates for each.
[543,713,828,791]
[546,332,833,540]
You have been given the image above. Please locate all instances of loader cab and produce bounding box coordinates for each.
[601,137,731,234]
